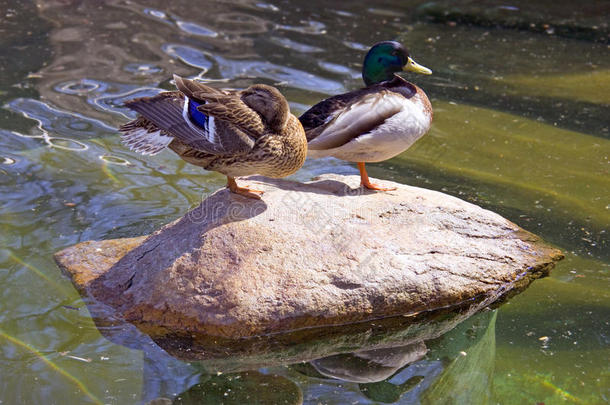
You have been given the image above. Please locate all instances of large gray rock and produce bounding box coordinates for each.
[54,174,562,340]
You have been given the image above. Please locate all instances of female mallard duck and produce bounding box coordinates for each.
[119,75,307,199]
[299,41,432,191]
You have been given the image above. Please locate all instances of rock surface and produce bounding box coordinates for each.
[54,174,563,339]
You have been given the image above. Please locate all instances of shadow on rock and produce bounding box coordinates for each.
[87,189,267,312]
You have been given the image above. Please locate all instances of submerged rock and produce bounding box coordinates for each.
[54,174,563,339]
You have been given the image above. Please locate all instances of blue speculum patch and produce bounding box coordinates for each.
[187,98,209,130]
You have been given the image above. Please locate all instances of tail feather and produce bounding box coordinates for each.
[122,92,225,154]
[120,118,173,155]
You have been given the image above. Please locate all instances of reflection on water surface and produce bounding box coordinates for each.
[0,0,608,404]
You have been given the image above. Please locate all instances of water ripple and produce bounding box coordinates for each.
[255,2,279,12]
[143,8,170,21]
[215,57,345,94]
[45,137,88,151]
[342,41,370,51]
[162,44,214,72]
[55,79,104,95]
[99,155,131,166]
[6,99,116,149]
[278,20,327,35]
[215,12,271,34]
[270,37,324,53]
[92,87,163,118]
[123,63,164,76]
[176,20,218,38]
[318,61,359,77]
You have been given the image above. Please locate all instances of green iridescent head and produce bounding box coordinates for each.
[362,41,432,86]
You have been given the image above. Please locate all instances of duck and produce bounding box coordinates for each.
[119,75,307,199]
[299,40,433,191]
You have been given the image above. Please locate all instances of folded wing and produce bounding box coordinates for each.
[304,90,404,151]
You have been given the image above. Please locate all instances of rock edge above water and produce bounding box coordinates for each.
[54,174,563,339]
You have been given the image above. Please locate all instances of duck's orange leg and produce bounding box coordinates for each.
[226,176,264,199]
[357,162,396,191]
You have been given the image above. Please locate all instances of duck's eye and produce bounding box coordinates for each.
[391,50,399,56]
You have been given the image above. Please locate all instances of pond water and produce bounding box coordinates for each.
[0,0,608,404]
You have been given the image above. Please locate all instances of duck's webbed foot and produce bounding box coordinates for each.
[358,162,397,191]
[226,177,264,199]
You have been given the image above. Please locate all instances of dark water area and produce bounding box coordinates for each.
[0,0,608,404]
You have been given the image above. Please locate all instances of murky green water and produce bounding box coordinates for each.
[1,0,608,404]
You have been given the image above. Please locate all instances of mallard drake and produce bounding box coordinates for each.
[119,75,307,199]
[299,41,432,191]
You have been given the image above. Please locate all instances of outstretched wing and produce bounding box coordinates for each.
[122,84,255,155]
[174,75,266,138]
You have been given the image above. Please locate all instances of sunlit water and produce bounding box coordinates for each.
[0,0,608,404]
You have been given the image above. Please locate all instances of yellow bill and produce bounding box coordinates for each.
[404,57,432,75]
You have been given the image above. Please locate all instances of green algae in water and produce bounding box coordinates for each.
[392,101,609,256]
[504,70,610,105]
[172,371,302,404]
[407,101,608,222]
[400,22,610,137]
[0,329,104,405]
[420,312,497,405]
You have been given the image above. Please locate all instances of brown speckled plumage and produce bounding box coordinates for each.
[119,75,307,198]
[169,113,306,178]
